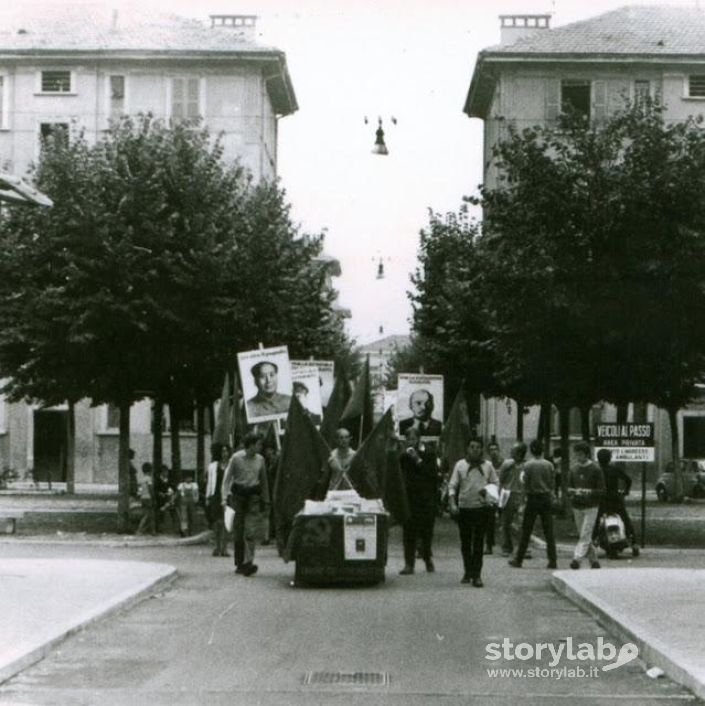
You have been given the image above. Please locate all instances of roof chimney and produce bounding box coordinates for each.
[209,14,257,41]
[499,14,551,46]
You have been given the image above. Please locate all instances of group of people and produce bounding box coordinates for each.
[138,422,638,587]
[136,461,199,537]
[397,435,638,588]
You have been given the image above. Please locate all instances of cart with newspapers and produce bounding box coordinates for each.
[287,490,388,586]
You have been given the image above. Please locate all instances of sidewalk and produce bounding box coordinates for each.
[0,558,177,684]
[553,568,705,701]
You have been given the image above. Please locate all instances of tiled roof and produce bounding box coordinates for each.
[465,5,705,118]
[0,3,276,54]
[488,5,705,57]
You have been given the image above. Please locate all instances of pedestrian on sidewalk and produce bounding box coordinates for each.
[567,441,605,570]
[498,442,527,557]
[177,470,199,537]
[221,432,270,577]
[206,444,231,556]
[486,441,504,555]
[448,438,498,587]
[508,440,558,569]
[594,448,639,555]
[136,463,156,536]
[399,428,439,575]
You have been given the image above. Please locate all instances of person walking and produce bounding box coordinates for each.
[568,441,605,569]
[399,428,439,575]
[508,440,558,569]
[221,432,270,577]
[448,438,498,587]
[498,442,527,557]
[206,443,231,557]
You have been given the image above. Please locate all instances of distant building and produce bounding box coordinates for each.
[0,6,297,485]
[464,6,705,464]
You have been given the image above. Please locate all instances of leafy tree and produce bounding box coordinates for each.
[0,115,351,529]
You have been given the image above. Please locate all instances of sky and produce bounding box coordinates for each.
[20,0,702,344]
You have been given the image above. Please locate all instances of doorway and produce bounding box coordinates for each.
[33,410,68,483]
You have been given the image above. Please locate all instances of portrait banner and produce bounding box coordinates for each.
[291,359,335,407]
[238,346,292,424]
[291,366,323,427]
[396,374,444,440]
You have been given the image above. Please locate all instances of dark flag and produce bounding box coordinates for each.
[340,356,374,447]
[348,408,409,525]
[231,368,248,447]
[320,369,351,447]
[212,373,232,447]
[440,387,472,473]
[274,396,330,552]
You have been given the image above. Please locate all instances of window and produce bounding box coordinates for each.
[40,70,72,93]
[561,80,591,119]
[170,77,200,121]
[684,417,705,457]
[39,122,69,148]
[688,75,705,98]
[634,80,650,102]
[109,75,125,119]
[106,403,120,430]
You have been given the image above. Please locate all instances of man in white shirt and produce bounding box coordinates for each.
[448,438,498,587]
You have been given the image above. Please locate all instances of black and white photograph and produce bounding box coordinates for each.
[291,359,335,408]
[1,1,705,704]
[237,345,293,424]
[291,365,323,426]
[397,374,444,439]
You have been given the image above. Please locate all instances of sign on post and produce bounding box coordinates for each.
[594,423,655,462]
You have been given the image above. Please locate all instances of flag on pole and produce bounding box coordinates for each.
[212,373,232,447]
[348,408,409,524]
[440,387,472,473]
[340,356,374,447]
[320,369,351,447]
[274,396,331,551]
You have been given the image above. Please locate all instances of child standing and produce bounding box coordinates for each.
[177,471,199,537]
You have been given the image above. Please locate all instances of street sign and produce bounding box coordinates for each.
[594,423,655,463]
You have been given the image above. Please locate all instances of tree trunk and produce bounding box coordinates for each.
[196,403,206,486]
[169,402,182,483]
[152,398,163,476]
[617,403,629,424]
[559,405,571,509]
[667,406,684,502]
[515,399,524,442]
[65,400,76,495]
[117,400,131,533]
[580,404,591,442]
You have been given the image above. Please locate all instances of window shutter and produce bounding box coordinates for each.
[593,80,607,122]
[186,78,200,117]
[545,79,560,122]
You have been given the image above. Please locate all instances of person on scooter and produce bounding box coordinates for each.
[595,448,639,556]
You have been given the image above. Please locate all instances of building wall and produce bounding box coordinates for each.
[0,56,276,485]
[0,60,277,181]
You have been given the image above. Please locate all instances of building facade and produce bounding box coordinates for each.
[464,6,705,466]
[0,6,297,485]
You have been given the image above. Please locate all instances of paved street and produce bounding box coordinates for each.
[0,519,700,705]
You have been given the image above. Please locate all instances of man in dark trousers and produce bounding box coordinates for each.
[399,428,439,575]
[594,448,639,555]
[448,438,498,587]
[508,439,558,569]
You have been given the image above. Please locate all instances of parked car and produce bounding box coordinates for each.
[655,459,705,501]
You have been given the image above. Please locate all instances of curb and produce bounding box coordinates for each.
[0,563,178,685]
[551,572,705,701]
[0,530,212,548]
